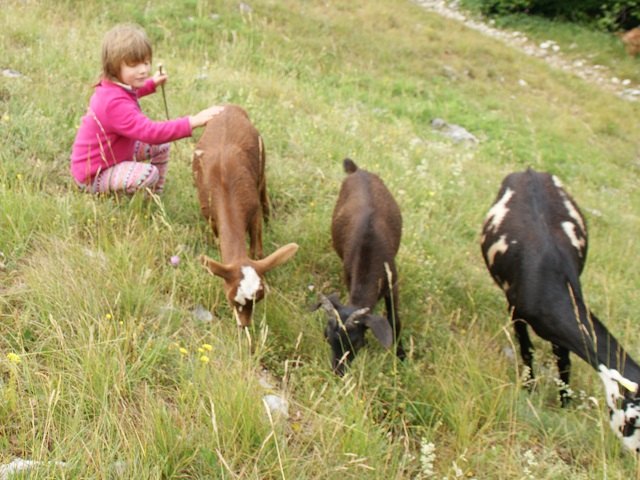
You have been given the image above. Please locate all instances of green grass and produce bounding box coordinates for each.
[3,0,640,477]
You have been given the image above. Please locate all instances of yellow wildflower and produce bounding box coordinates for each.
[202,344,212,351]
[105,313,112,320]
[200,355,210,364]
[179,348,188,355]
[7,353,20,363]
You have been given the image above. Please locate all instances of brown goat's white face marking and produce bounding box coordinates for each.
[486,234,509,268]
[484,188,515,234]
[234,266,261,307]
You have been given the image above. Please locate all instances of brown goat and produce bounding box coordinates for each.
[617,28,640,56]
[318,158,405,374]
[192,104,298,327]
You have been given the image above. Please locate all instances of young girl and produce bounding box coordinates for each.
[70,24,224,194]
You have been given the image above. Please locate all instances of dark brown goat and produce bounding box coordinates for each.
[481,169,640,452]
[318,158,405,374]
[192,104,298,327]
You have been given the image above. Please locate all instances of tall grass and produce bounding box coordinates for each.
[2,0,640,477]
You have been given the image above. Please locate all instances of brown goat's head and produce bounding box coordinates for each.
[316,293,393,375]
[200,243,298,327]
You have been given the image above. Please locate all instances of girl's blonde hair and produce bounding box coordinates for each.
[100,24,152,83]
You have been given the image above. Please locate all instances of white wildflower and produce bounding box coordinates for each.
[418,439,437,479]
[522,449,538,479]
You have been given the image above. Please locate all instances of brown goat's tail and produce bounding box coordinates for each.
[343,157,358,174]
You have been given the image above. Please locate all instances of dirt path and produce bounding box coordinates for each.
[414,0,640,102]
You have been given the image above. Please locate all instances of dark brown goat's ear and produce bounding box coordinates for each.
[326,292,341,307]
[362,315,393,349]
[200,254,233,280]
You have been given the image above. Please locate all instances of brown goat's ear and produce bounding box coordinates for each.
[362,315,393,349]
[253,243,299,274]
[200,254,233,280]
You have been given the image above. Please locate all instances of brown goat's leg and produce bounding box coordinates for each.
[207,217,219,239]
[258,135,270,224]
[260,182,270,225]
[249,214,264,260]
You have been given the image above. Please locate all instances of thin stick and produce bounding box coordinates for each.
[158,63,170,120]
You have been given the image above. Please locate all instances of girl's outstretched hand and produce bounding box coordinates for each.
[189,105,225,129]
[152,69,168,86]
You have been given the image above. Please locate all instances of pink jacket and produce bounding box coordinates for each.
[70,78,192,184]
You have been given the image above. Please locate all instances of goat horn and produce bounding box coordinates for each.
[318,293,345,331]
[345,307,369,326]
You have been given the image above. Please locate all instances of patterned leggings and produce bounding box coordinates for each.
[88,142,170,194]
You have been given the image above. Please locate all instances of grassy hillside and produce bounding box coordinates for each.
[2,0,640,477]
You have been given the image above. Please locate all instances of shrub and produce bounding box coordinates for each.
[467,0,640,30]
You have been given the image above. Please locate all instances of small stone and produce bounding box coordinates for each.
[2,69,23,78]
[192,305,214,323]
[263,394,289,418]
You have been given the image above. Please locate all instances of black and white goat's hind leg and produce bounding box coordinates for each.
[513,319,536,392]
[553,344,572,407]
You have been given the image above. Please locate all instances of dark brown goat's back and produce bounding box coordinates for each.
[331,161,402,265]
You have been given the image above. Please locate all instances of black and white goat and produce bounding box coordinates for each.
[481,169,640,452]
[317,158,406,374]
